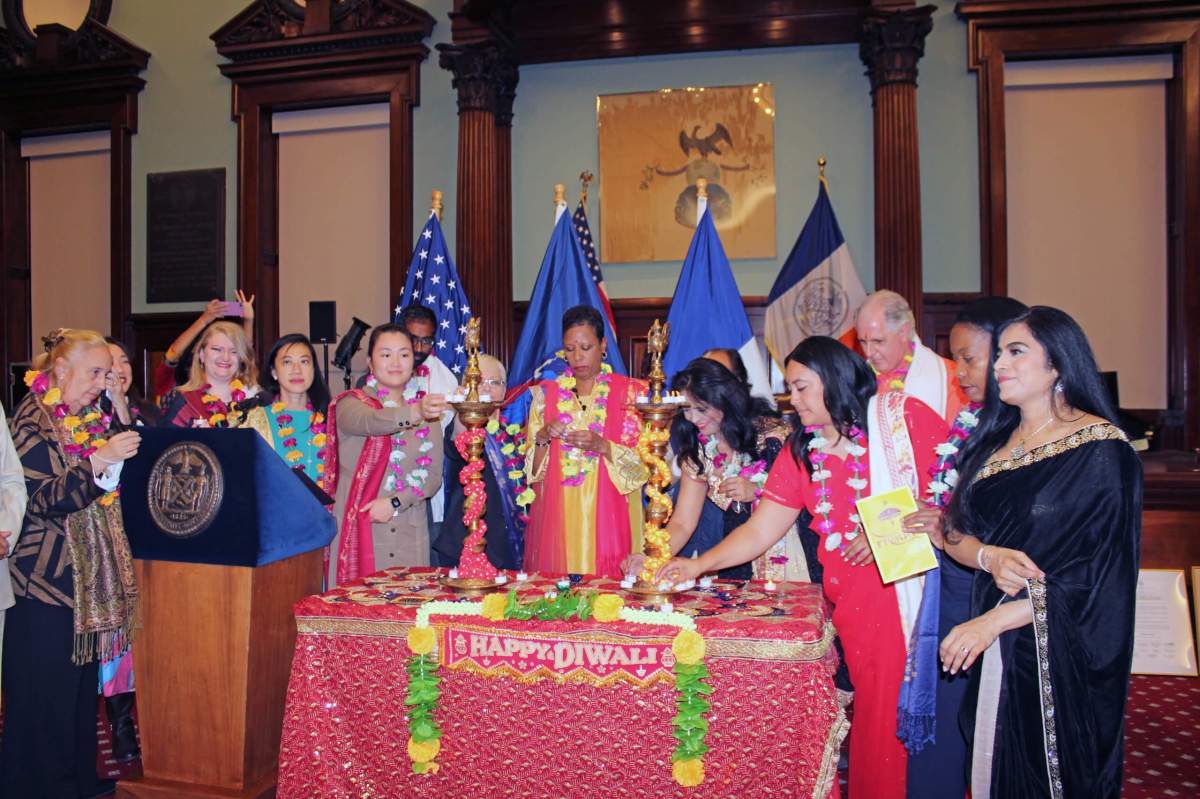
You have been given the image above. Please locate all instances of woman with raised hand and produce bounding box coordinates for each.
[938,307,1141,799]
[162,320,262,428]
[245,333,332,491]
[325,324,446,586]
[621,357,803,581]
[1,329,140,798]
[658,336,948,799]
[523,305,648,578]
[153,291,254,404]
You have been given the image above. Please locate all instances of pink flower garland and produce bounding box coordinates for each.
[927,402,981,509]
[372,377,433,498]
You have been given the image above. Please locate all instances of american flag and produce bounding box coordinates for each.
[395,212,472,375]
[572,199,617,334]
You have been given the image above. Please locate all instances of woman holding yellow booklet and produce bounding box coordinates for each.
[659,337,947,799]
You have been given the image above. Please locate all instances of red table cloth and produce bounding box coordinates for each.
[277,568,846,799]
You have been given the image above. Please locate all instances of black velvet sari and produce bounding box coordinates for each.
[960,423,1142,799]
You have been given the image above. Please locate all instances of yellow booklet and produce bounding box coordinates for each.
[854,487,938,584]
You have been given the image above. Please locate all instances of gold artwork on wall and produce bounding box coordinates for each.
[597,83,777,264]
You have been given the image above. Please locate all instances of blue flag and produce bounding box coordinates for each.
[661,209,773,399]
[509,211,626,389]
[395,213,473,376]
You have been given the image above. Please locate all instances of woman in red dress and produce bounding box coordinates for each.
[660,336,947,799]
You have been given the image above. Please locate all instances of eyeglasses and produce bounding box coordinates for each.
[481,378,505,388]
[409,336,435,347]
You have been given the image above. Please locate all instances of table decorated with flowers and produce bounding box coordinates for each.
[276,567,846,799]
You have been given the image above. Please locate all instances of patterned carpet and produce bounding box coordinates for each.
[21,674,1200,794]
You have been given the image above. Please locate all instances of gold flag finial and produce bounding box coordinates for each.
[431,189,443,219]
[696,177,708,199]
[580,170,594,205]
[818,157,829,190]
[553,183,566,209]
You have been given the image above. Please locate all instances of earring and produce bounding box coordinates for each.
[1054,380,1064,395]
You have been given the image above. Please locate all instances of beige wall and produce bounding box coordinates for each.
[277,106,390,378]
[26,133,111,340]
[1005,57,1170,408]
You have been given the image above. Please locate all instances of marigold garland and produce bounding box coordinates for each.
[555,363,613,486]
[24,369,118,506]
[268,401,328,490]
[402,588,710,785]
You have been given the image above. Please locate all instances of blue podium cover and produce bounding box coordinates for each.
[120,428,336,567]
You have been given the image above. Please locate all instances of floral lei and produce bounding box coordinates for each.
[403,590,710,787]
[698,433,768,504]
[200,379,249,427]
[24,369,118,507]
[403,363,431,402]
[269,401,328,490]
[485,415,535,518]
[367,374,434,497]
[555,362,613,487]
[927,403,981,508]
[805,425,868,553]
[874,336,918,392]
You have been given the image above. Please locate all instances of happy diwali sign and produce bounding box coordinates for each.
[440,627,675,688]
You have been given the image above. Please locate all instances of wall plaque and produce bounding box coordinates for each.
[146,169,225,303]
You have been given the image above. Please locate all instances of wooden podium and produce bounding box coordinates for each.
[114,430,336,799]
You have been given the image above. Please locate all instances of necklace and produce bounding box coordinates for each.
[928,403,981,508]
[24,369,118,507]
[485,415,535,519]
[554,364,613,487]
[698,433,768,507]
[805,424,869,553]
[200,380,249,427]
[367,375,434,497]
[1010,415,1055,459]
[874,337,918,392]
[269,401,328,490]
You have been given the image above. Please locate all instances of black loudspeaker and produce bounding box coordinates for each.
[309,301,337,344]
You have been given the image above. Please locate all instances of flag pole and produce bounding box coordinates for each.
[431,189,443,220]
[553,183,568,222]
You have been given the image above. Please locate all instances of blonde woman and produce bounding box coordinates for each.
[1,329,140,797]
[162,320,261,428]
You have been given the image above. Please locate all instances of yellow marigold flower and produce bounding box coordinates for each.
[82,412,100,423]
[312,434,327,447]
[63,415,82,430]
[285,450,303,462]
[279,426,295,437]
[481,593,507,621]
[98,492,117,507]
[407,626,435,655]
[230,379,245,392]
[271,401,286,413]
[516,488,534,506]
[42,387,62,406]
[507,469,524,481]
[209,413,227,425]
[671,629,706,665]
[505,424,521,436]
[23,369,39,388]
[593,594,624,623]
[407,736,440,763]
[92,438,107,448]
[485,419,500,435]
[316,463,326,474]
[501,442,515,456]
[72,430,90,445]
[672,758,704,787]
[201,394,219,404]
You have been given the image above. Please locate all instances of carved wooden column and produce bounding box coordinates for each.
[860,5,934,327]
[439,42,515,362]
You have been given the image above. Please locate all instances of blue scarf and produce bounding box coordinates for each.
[897,550,941,753]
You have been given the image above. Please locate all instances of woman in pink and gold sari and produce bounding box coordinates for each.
[523,305,648,577]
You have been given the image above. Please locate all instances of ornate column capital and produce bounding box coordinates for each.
[494,57,519,129]
[438,41,516,116]
[859,5,935,94]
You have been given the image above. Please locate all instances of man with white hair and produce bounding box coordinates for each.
[855,290,965,424]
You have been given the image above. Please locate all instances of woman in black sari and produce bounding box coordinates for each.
[938,306,1141,799]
